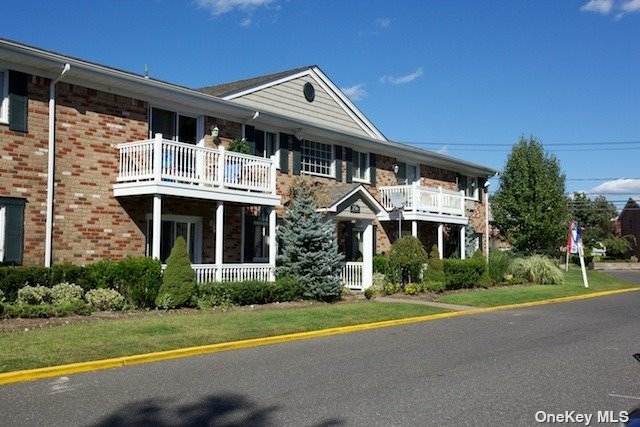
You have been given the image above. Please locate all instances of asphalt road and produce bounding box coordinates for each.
[2,292,640,426]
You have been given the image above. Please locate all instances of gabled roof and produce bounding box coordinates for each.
[319,183,386,215]
[198,66,387,141]
[619,198,640,220]
[198,66,313,98]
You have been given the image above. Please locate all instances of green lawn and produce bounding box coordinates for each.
[0,301,446,373]
[435,268,639,307]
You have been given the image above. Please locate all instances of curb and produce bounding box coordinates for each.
[1,287,639,386]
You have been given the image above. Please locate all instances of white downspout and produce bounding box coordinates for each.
[44,63,71,268]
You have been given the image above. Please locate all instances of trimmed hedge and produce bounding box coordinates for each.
[2,300,92,319]
[0,257,161,306]
[197,277,303,308]
[443,258,487,290]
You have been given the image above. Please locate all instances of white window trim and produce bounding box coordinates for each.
[149,106,204,145]
[144,214,203,263]
[464,177,479,201]
[243,125,281,168]
[0,70,8,125]
[301,140,335,178]
[352,150,370,184]
[0,205,5,262]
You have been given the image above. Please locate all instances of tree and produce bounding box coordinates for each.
[569,193,617,247]
[387,236,428,286]
[276,186,344,301]
[492,135,568,254]
[155,236,197,308]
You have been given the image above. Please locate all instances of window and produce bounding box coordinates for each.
[252,208,270,262]
[0,70,8,124]
[353,150,369,182]
[0,197,26,265]
[150,107,198,144]
[458,176,478,199]
[146,215,202,263]
[253,130,280,165]
[302,140,333,176]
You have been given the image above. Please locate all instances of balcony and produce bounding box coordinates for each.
[113,134,280,206]
[379,183,467,224]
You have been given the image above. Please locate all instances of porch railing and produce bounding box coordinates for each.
[191,264,274,283]
[379,183,465,217]
[341,262,364,290]
[117,134,276,194]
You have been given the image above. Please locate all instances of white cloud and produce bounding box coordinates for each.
[580,0,614,14]
[380,68,424,85]
[589,178,640,194]
[195,0,275,15]
[341,84,367,101]
[240,17,252,26]
[580,0,640,18]
[436,145,449,155]
[375,18,391,29]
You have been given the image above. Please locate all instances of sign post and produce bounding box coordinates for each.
[567,220,589,288]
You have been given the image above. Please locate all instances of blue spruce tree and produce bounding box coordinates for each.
[276,185,344,301]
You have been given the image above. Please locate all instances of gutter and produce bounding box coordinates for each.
[44,63,70,268]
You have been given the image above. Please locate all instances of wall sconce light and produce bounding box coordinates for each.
[295,128,303,141]
[211,124,219,139]
[392,164,399,175]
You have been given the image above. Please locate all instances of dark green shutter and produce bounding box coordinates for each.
[2,198,26,265]
[372,224,377,256]
[292,136,302,176]
[244,213,255,262]
[279,133,289,173]
[254,129,265,157]
[345,148,353,183]
[369,153,377,186]
[8,71,28,133]
[244,125,256,155]
[478,177,486,198]
[458,174,467,192]
[334,145,343,182]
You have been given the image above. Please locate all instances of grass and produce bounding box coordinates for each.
[0,301,446,373]
[435,268,639,308]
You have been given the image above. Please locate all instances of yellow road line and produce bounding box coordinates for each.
[1,287,638,386]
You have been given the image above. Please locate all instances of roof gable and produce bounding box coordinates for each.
[199,67,386,141]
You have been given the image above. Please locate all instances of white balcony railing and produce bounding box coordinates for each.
[341,262,364,290]
[380,183,465,217]
[191,264,274,283]
[117,134,277,194]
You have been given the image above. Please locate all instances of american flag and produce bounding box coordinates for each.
[567,220,581,254]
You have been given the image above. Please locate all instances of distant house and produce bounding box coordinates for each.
[617,198,640,259]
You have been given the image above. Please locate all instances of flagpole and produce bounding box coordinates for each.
[578,241,589,288]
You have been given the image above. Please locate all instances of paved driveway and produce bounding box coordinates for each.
[604,269,640,284]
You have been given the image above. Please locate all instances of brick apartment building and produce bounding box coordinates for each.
[0,38,496,289]
[617,198,640,259]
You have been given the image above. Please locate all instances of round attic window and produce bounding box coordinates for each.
[303,82,315,102]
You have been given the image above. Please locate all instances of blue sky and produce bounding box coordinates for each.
[2,0,639,210]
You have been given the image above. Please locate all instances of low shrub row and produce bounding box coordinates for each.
[0,257,162,308]
[197,277,302,308]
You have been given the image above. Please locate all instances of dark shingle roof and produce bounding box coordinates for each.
[197,66,314,97]
[324,183,361,208]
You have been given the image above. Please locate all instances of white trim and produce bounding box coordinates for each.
[113,181,281,207]
[378,211,469,225]
[145,212,203,263]
[352,150,370,184]
[223,70,311,100]
[0,69,8,124]
[0,205,5,262]
[324,184,386,215]
[148,106,203,143]
[301,139,334,177]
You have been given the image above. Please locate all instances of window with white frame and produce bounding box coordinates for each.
[0,70,8,124]
[353,150,369,182]
[150,107,199,144]
[146,215,202,263]
[302,140,333,176]
[254,130,280,166]
[458,175,479,199]
[252,208,270,262]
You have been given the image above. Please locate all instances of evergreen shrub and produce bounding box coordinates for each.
[51,282,84,304]
[388,236,428,285]
[156,237,197,309]
[487,250,513,285]
[85,288,124,311]
[443,258,487,290]
[17,285,52,305]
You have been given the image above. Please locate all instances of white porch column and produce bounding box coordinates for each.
[460,225,466,259]
[411,220,418,238]
[268,207,277,281]
[215,201,224,281]
[362,221,374,288]
[152,194,162,260]
[437,223,444,260]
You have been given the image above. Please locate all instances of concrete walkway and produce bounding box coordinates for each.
[376,296,476,311]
